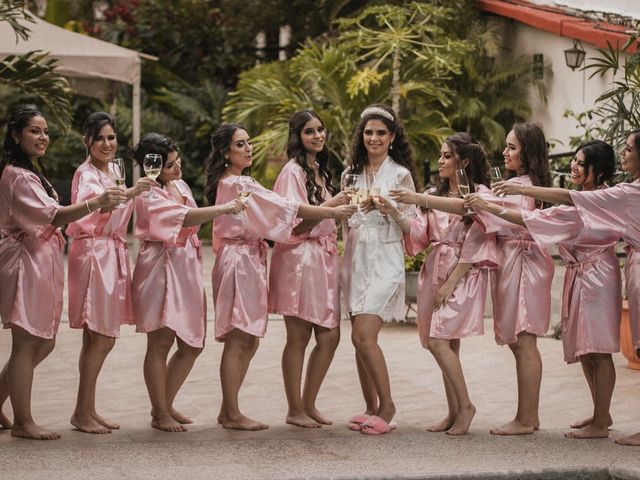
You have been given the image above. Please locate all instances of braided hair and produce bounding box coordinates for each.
[1,106,55,198]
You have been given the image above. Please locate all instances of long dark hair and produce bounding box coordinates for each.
[0,106,56,198]
[628,129,640,180]
[435,132,489,197]
[576,140,615,189]
[510,122,552,207]
[287,110,336,205]
[84,111,116,152]
[348,104,417,189]
[205,123,246,205]
[129,132,178,187]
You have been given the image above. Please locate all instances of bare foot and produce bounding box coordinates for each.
[427,414,456,432]
[217,405,225,424]
[615,432,640,446]
[0,410,12,429]
[564,425,609,439]
[570,415,612,429]
[286,412,321,428]
[169,407,193,425]
[222,414,268,431]
[70,414,111,434]
[152,407,192,425]
[447,405,476,436]
[92,412,120,430]
[151,415,187,432]
[305,406,333,425]
[12,422,61,440]
[490,419,535,436]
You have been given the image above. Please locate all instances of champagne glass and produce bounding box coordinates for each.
[367,171,380,202]
[112,157,126,209]
[143,153,162,199]
[489,166,508,214]
[456,168,473,215]
[342,173,362,206]
[234,175,256,217]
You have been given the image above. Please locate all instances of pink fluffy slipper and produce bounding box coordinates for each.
[360,415,397,435]
[348,414,370,431]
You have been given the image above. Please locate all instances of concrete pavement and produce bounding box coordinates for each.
[1,247,639,479]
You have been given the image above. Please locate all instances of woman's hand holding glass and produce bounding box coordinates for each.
[131,177,157,197]
[96,188,127,210]
[331,204,358,220]
[112,157,126,209]
[491,180,521,197]
[463,192,489,212]
[223,198,245,216]
[389,187,421,206]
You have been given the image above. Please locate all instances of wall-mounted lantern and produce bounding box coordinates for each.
[564,40,586,70]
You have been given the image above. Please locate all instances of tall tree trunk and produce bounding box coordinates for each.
[391,44,401,117]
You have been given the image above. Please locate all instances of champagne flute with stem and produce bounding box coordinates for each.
[456,168,473,215]
[143,154,162,199]
[234,175,256,217]
[489,165,508,214]
[112,157,126,208]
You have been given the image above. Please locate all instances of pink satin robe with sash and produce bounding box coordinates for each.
[131,180,206,348]
[474,175,555,345]
[0,165,63,338]
[268,160,339,329]
[570,180,640,349]
[66,160,134,337]
[212,176,299,341]
[523,204,621,363]
[405,185,497,344]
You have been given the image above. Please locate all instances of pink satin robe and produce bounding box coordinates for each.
[405,186,497,343]
[212,176,298,341]
[523,204,621,363]
[0,165,63,338]
[341,158,416,322]
[475,175,555,345]
[268,160,339,329]
[131,180,206,348]
[66,160,134,337]
[570,180,640,349]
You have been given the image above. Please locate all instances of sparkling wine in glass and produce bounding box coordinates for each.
[143,153,162,199]
[367,171,380,202]
[456,168,473,215]
[112,157,126,208]
[342,173,362,206]
[489,166,508,214]
[234,175,256,217]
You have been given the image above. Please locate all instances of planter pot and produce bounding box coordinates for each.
[404,271,419,320]
[620,300,640,370]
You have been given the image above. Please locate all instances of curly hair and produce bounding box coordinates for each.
[510,122,552,207]
[348,103,417,189]
[286,110,337,205]
[575,140,615,189]
[0,105,56,198]
[205,123,246,205]
[128,132,178,187]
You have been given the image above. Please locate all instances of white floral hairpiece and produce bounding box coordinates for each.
[360,106,394,123]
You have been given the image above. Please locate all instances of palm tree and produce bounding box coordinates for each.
[0,1,73,130]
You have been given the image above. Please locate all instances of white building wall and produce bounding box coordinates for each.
[528,0,640,19]
[495,19,620,152]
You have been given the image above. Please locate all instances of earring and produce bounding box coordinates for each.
[389,144,393,151]
[224,162,228,167]
[14,139,19,145]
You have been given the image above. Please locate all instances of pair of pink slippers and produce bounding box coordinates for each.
[348,414,397,435]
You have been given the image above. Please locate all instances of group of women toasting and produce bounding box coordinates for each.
[0,103,639,446]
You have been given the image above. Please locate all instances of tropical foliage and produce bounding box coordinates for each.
[0,1,73,130]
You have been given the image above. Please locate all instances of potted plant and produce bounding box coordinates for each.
[404,250,426,320]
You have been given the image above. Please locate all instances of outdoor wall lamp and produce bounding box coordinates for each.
[564,40,586,70]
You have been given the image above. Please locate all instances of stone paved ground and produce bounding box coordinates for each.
[1,246,639,479]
